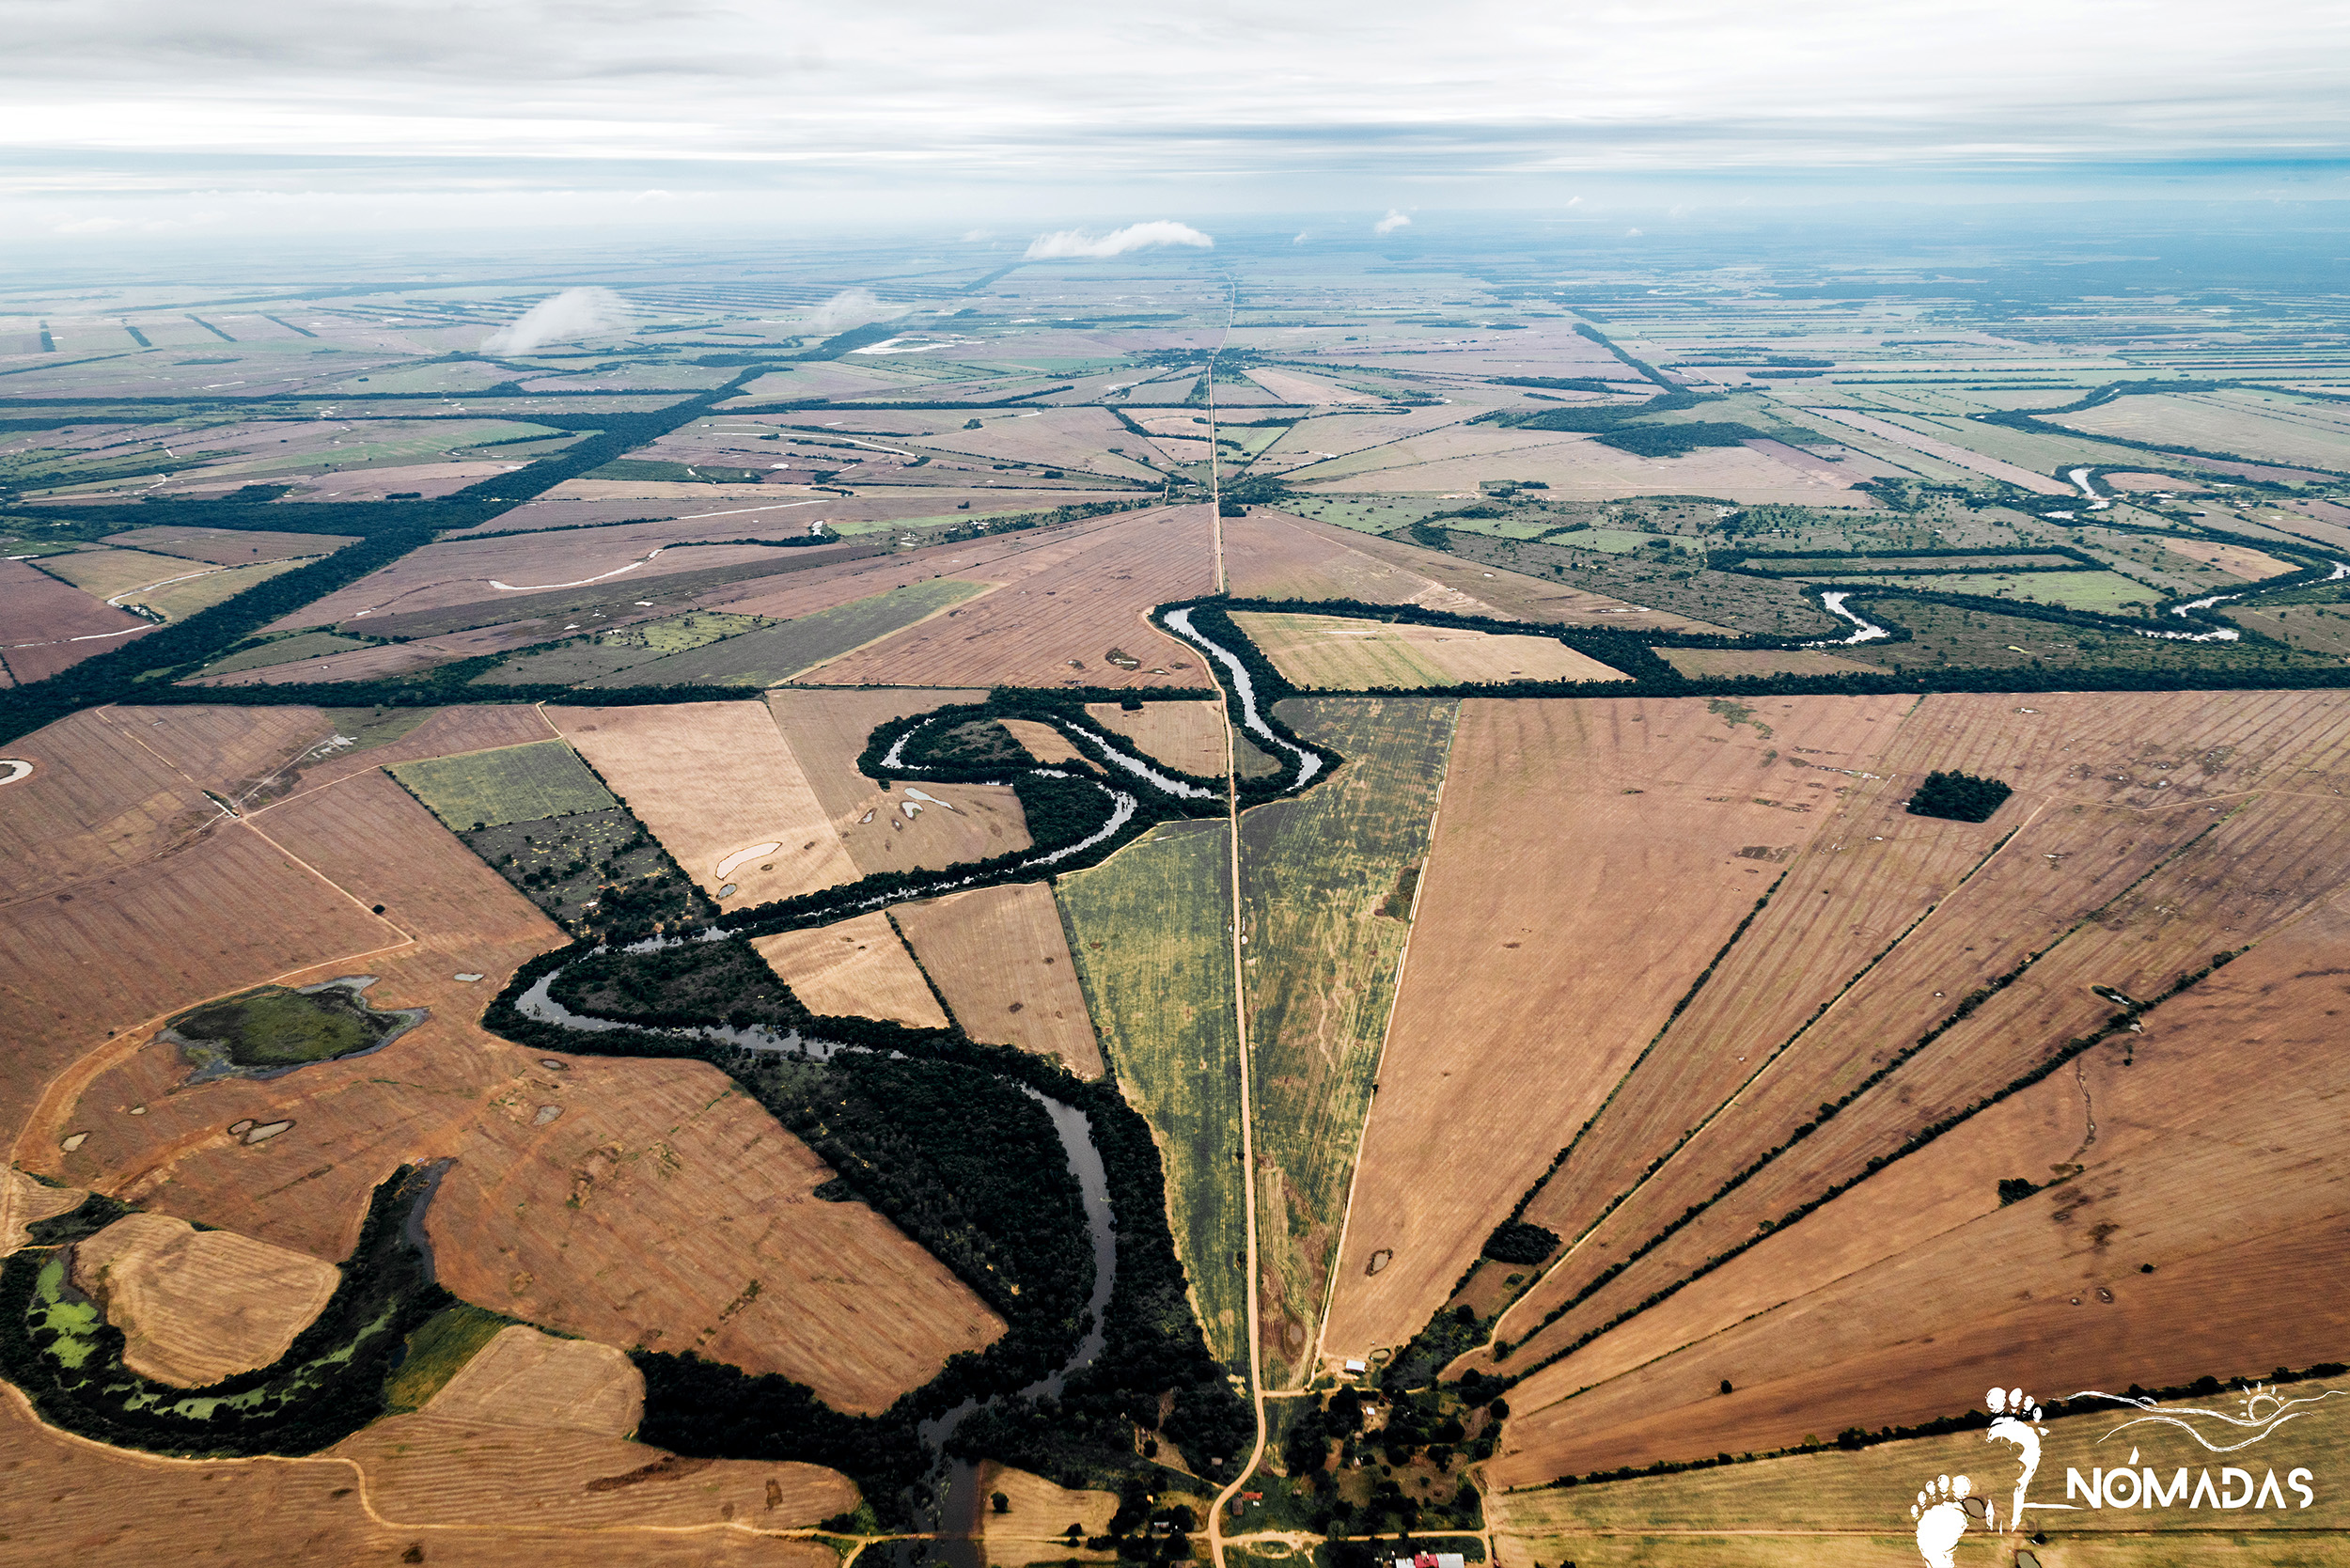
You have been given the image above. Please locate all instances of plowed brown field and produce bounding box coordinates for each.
[550,700,860,911]
[0,1168,85,1255]
[1317,695,1907,1359]
[73,1212,341,1386]
[753,912,948,1027]
[0,558,154,682]
[893,882,1104,1075]
[799,508,1214,689]
[101,525,361,564]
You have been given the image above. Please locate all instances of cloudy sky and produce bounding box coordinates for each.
[5,0,2344,242]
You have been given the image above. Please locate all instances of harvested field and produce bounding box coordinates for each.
[999,717,1090,767]
[893,881,1104,1075]
[0,820,397,1150]
[2053,389,2350,473]
[421,1323,643,1435]
[765,687,1030,880]
[264,702,559,809]
[1485,894,2350,1488]
[1239,698,1456,1386]
[978,1462,1120,1565]
[1,1168,86,1256]
[797,507,1215,690]
[751,911,949,1027]
[38,545,245,600]
[337,1409,856,1536]
[34,770,1002,1416]
[1245,367,1377,405]
[1794,407,2077,492]
[1224,510,1723,631]
[0,1387,836,1568]
[196,630,375,678]
[100,524,360,564]
[0,702,332,901]
[1230,611,1628,690]
[1490,787,2350,1392]
[387,738,617,829]
[582,578,989,687]
[1058,820,1248,1366]
[1653,647,1878,678]
[1289,427,1872,504]
[1318,696,1904,1362]
[549,700,861,912]
[2161,535,2298,579]
[71,1211,341,1387]
[0,557,154,682]
[1084,699,1227,776]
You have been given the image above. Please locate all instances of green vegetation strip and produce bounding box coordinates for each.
[1058,820,1250,1371]
[388,739,617,829]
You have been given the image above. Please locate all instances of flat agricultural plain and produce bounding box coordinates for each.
[1231,611,1627,689]
[387,738,617,829]
[1320,694,1908,1362]
[71,1211,342,1387]
[894,881,1104,1075]
[1084,698,1229,776]
[1058,820,1249,1367]
[1238,698,1457,1387]
[549,699,862,911]
[752,911,949,1027]
[766,686,1030,878]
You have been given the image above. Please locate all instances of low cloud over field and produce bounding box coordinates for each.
[1373,209,1412,235]
[1024,221,1213,259]
[482,288,631,353]
[801,289,904,334]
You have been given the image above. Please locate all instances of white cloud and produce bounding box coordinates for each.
[1373,209,1412,235]
[799,288,903,334]
[1292,231,1309,244]
[480,287,631,353]
[1024,221,1214,259]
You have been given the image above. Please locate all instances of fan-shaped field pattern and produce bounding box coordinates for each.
[1484,889,2350,1487]
[1454,689,2350,1387]
[1317,695,1903,1362]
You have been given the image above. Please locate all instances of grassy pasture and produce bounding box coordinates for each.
[198,631,375,677]
[1239,698,1457,1387]
[1057,819,1249,1370]
[1810,569,2162,615]
[388,739,618,829]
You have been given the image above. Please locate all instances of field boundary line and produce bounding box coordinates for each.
[1203,278,1268,1568]
[1484,800,2261,1379]
[776,578,1010,686]
[8,827,417,1171]
[1305,698,1461,1382]
[1478,789,2045,1356]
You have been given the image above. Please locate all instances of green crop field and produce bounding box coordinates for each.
[581,577,988,687]
[1057,818,1250,1370]
[472,609,774,686]
[1239,697,1457,1388]
[387,739,618,829]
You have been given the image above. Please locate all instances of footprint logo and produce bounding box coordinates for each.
[1911,1474,1973,1567]
[1985,1387,2049,1530]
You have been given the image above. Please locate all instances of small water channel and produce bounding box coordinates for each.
[516,970,1118,1557]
